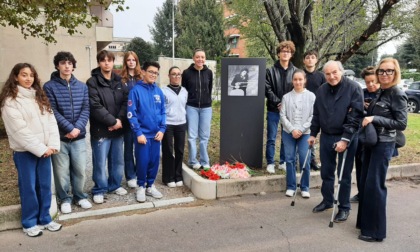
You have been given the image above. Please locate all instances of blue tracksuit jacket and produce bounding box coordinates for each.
[127,80,166,138]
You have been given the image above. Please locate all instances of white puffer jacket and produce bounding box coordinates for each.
[1,85,60,157]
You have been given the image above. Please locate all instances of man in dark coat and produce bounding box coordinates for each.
[308,60,364,223]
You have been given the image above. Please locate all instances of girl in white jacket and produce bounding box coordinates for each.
[0,63,61,237]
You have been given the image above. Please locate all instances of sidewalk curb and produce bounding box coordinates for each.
[57,197,195,221]
[182,163,420,199]
[2,163,419,231]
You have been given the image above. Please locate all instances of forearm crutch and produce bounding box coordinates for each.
[329,149,348,228]
[291,146,311,206]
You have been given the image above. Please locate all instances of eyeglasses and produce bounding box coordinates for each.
[170,73,181,77]
[147,70,159,76]
[280,50,292,54]
[376,69,395,76]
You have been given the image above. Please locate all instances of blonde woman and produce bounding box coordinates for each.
[356,58,407,242]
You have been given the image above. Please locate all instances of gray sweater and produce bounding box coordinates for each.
[280,89,316,134]
[162,86,188,125]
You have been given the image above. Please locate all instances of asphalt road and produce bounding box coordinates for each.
[1,179,419,252]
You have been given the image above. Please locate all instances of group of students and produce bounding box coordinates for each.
[0,48,213,237]
[0,41,407,242]
[266,41,407,242]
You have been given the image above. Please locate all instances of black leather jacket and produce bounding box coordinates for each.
[265,61,296,112]
[369,86,408,142]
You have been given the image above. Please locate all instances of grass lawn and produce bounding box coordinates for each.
[1,105,420,207]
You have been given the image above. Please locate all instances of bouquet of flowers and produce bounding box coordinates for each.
[200,162,252,180]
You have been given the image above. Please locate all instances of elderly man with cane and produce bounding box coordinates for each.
[308,60,364,223]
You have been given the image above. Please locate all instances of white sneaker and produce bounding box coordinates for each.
[301,191,311,198]
[202,165,211,170]
[93,194,104,204]
[146,185,163,199]
[266,164,275,174]
[136,187,146,203]
[176,181,184,187]
[167,182,176,188]
[23,226,43,237]
[60,202,72,214]
[285,189,295,197]
[40,221,62,232]
[127,179,138,188]
[279,163,287,171]
[77,199,92,209]
[112,187,128,196]
[192,163,202,170]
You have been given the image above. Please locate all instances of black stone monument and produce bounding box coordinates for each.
[220,58,266,168]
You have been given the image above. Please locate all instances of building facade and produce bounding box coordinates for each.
[223,1,247,58]
[0,1,114,87]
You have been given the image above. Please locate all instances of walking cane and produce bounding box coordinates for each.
[329,148,348,228]
[291,146,311,206]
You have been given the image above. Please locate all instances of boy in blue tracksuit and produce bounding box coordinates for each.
[127,61,166,203]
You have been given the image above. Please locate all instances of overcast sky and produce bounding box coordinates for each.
[110,0,166,41]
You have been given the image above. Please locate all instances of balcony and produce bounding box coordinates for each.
[90,5,114,50]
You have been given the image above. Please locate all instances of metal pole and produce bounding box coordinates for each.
[86,45,92,72]
[172,0,175,65]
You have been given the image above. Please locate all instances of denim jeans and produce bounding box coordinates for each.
[319,133,358,211]
[186,106,212,167]
[13,151,52,228]
[123,129,136,181]
[357,141,394,239]
[282,131,310,191]
[135,138,161,187]
[91,136,124,195]
[52,139,87,203]
[266,111,285,165]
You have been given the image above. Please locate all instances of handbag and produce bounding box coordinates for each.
[358,123,377,147]
[395,130,405,148]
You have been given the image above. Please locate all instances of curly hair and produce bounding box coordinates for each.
[54,51,77,69]
[121,51,142,84]
[0,63,52,115]
[276,41,296,55]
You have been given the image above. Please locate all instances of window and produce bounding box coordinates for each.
[228,34,240,49]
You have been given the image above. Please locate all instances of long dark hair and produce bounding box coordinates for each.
[0,63,52,115]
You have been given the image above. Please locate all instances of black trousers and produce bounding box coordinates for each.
[354,142,364,194]
[161,124,186,184]
[357,141,394,240]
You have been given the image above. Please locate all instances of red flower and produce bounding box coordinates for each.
[200,169,220,180]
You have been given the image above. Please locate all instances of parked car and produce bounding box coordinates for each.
[398,82,409,92]
[405,82,420,113]
[354,78,366,89]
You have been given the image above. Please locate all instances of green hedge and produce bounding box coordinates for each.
[402,72,420,82]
